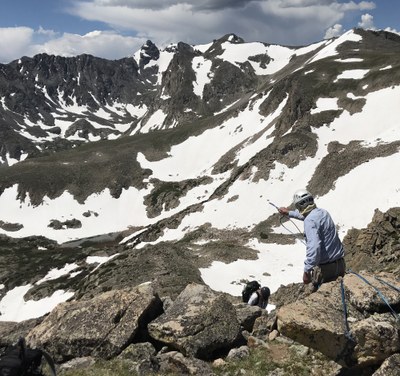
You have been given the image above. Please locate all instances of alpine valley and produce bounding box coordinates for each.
[0,28,399,375]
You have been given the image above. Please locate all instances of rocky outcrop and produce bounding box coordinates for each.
[75,242,205,301]
[0,269,397,375]
[343,208,400,273]
[148,283,242,359]
[26,283,163,361]
[372,353,400,375]
[276,271,400,368]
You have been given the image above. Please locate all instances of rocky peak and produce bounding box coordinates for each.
[220,33,244,44]
[343,207,400,273]
[138,40,160,68]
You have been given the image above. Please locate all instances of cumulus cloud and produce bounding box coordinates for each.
[324,23,344,39]
[0,1,391,62]
[358,13,375,29]
[67,0,378,48]
[29,31,146,60]
[0,27,34,63]
[335,0,375,11]
[384,26,400,35]
[0,27,145,63]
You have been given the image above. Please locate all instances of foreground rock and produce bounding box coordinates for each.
[277,271,400,368]
[148,283,242,359]
[26,283,163,361]
[1,270,397,375]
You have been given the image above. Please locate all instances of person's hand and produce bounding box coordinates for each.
[303,271,311,284]
[278,207,289,215]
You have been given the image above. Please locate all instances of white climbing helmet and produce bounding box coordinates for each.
[293,189,314,211]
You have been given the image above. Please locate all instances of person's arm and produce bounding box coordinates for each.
[303,219,322,274]
[247,292,258,306]
[278,207,304,221]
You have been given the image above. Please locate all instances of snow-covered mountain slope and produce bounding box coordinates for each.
[0,28,399,321]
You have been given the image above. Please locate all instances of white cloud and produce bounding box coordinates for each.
[29,30,146,60]
[0,1,393,63]
[67,0,379,49]
[335,1,375,11]
[324,23,344,39]
[0,27,34,63]
[358,13,375,29]
[0,27,145,63]
[384,26,400,35]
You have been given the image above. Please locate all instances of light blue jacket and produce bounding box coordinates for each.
[288,207,344,272]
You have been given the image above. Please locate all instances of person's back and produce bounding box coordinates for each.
[304,207,344,268]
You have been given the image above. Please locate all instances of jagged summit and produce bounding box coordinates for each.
[0,28,398,236]
[138,39,160,68]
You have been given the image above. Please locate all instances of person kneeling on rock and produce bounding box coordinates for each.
[248,286,270,309]
[278,189,346,292]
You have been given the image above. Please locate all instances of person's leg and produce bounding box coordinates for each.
[320,258,345,283]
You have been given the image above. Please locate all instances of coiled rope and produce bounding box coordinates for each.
[268,201,306,245]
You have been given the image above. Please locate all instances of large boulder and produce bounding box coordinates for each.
[351,313,400,366]
[233,302,264,332]
[26,283,163,361]
[372,353,400,376]
[148,283,242,359]
[0,318,43,348]
[276,271,400,368]
[344,271,400,312]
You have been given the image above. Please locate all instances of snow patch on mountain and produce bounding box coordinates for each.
[309,30,363,63]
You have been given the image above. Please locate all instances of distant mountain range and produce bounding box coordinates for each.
[0,27,399,312]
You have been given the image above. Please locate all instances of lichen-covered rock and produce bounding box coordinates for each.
[148,283,241,359]
[351,313,400,366]
[276,271,400,368]
[26,283,163,361]
[372,353,400,376]
[0,318,43,348]
[345,272,400,312]
[233,302,263,332]
[156,351,212,375]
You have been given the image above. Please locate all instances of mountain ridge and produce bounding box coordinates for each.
[0,26,399,301]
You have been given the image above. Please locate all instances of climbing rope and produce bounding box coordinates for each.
[348,270,400,322]
[374,276,400,293]
[340,278,354,341]
[279,216,306,245]
[268,201,306,245]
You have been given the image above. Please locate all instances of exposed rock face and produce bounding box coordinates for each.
[372,353,400,376]
[139,40,160,69]
[343,208,400,273]
[0,269,397,375]
[351,313,400,367]
[148,283,242,359]
[26,283,163,361]
[75,242,205,300]
[0,318,43,348]
[276,271,400,368]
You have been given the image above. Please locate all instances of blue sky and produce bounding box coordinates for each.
[0,0,399,63]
